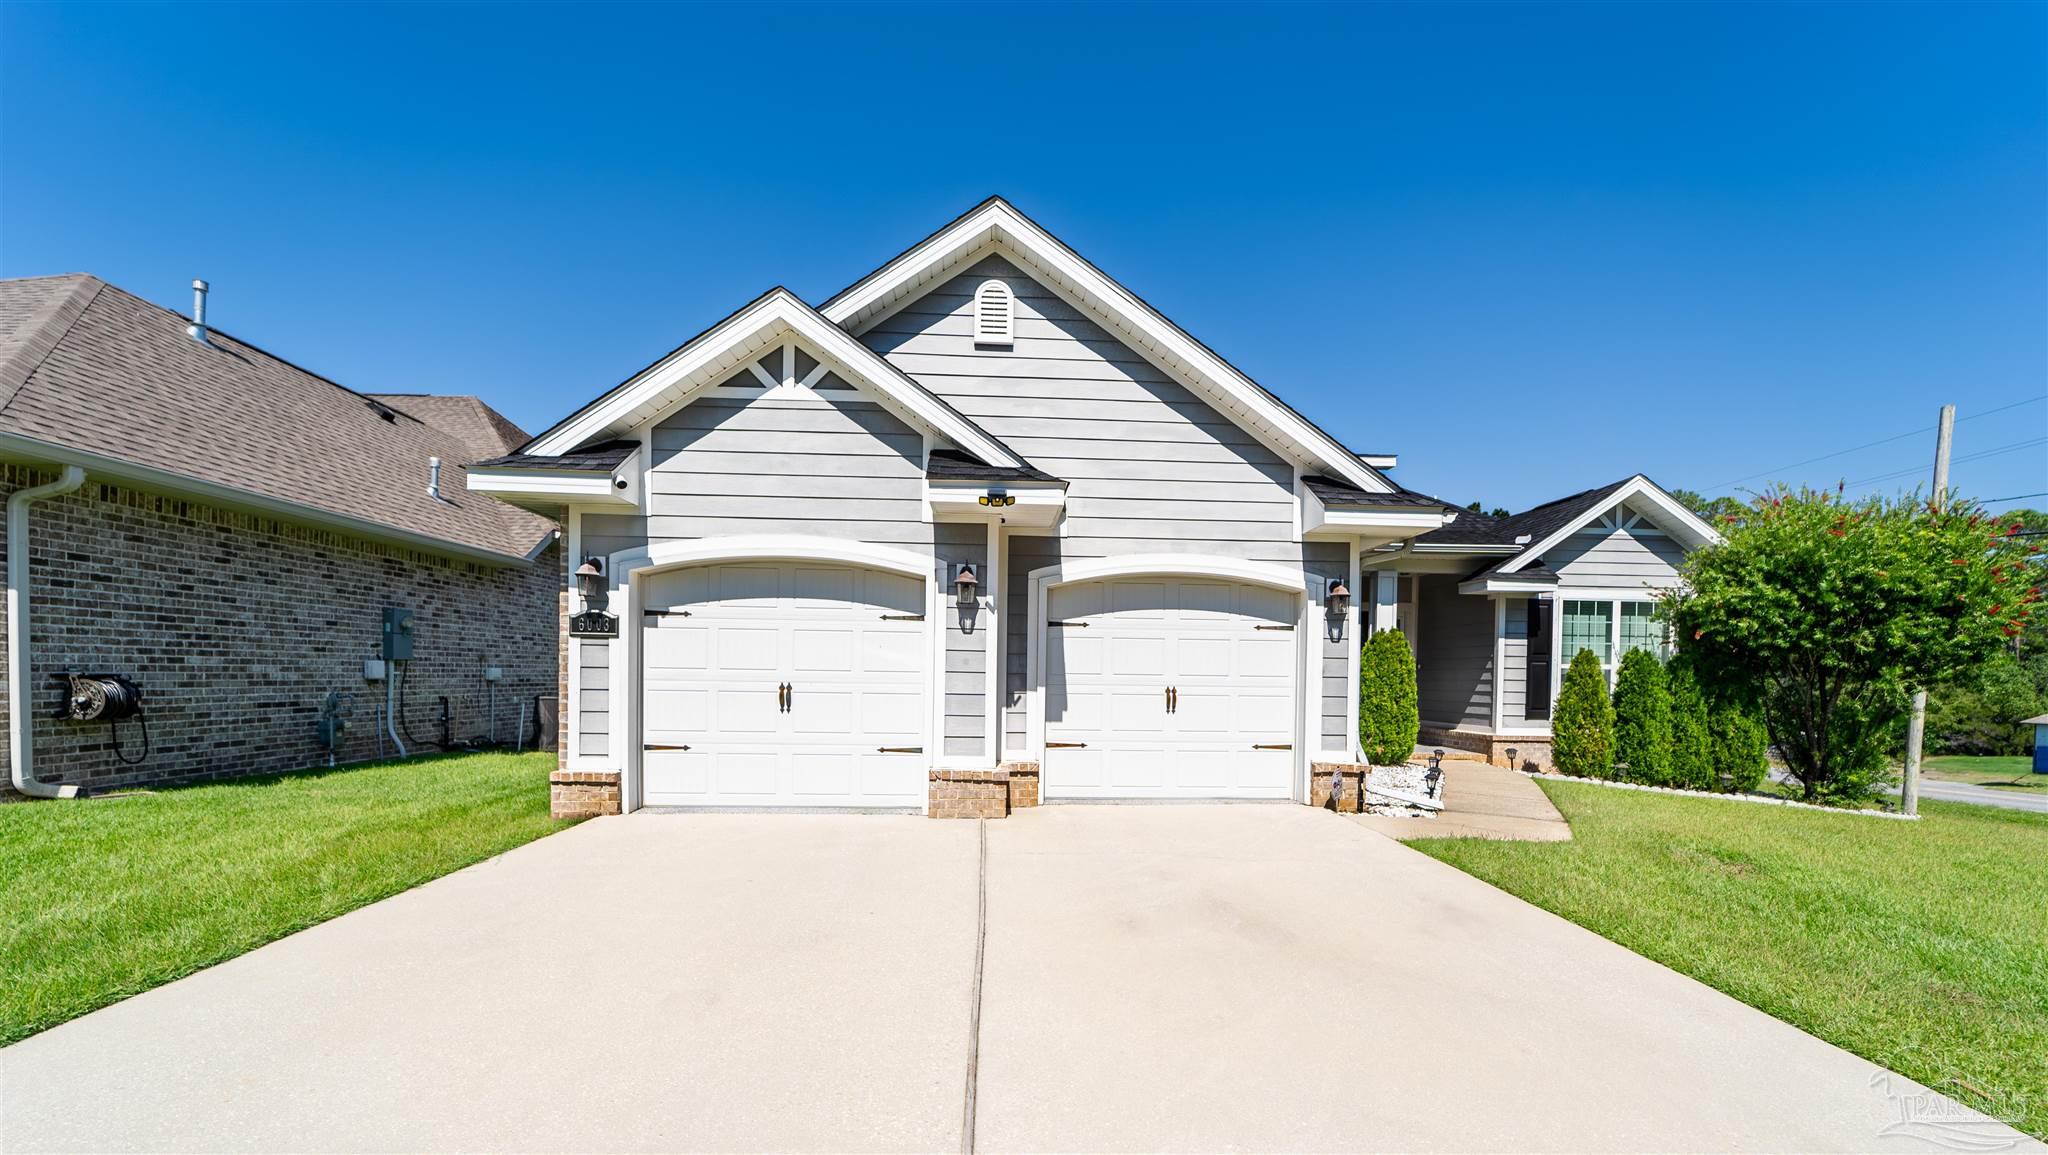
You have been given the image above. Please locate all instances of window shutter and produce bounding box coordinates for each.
[974,280,1014,347]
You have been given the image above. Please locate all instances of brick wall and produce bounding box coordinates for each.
[0,466,560,798]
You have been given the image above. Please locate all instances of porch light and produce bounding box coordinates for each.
[1325,577,1351,614]
[575,557,607,608]
[954,562,979,605]
[977,491,1017,507]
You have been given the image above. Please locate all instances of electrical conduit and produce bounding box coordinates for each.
[8,465,86,798]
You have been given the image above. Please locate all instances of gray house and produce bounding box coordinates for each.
[1368,476,1719,769]
[0,274,561,799]
[473,198,1717,818]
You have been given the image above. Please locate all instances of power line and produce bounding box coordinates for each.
[1840,435,2047,488]
[1707,394,2047,492]
[1981,492,2048,504]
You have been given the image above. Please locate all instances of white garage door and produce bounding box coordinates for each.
[641,562,927,808]
[1043,578,1298,800]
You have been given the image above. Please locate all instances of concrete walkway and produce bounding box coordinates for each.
[1355,759,1574,841]
[3,806,2034,1153]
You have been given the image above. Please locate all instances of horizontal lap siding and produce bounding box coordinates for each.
[1548,524,1688,587]
[938,522,988,758]
[1499,598,1528,724]
[578,641,610,757]
[1307,539,1350,752]
[1416,575,1493,730]
[868,255,1333,751]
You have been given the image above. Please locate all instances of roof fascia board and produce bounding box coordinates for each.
[0,433,539,567]
[1500,476,1723,574]
[820,200,1391,493]
[528,290,1020,470]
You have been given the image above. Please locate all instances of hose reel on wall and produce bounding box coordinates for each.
[51,672,150,764]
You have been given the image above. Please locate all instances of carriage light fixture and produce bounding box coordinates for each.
[574,557,607,610]
[954,562,979,605]
[1325,577,1351,615]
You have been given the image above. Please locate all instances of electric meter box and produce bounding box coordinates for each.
[382,607,416,660]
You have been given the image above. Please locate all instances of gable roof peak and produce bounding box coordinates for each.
[819,197,1395,494]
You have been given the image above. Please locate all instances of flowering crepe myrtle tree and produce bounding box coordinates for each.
[1663,486,2042,802]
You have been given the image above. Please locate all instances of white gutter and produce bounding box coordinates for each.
[9,465,86,798]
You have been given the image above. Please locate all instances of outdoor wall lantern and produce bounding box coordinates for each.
[570,557,618,638]
[954,562,979,606]
[1325,577,1351,615]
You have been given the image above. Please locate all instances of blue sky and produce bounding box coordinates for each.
[3,1,2043,512]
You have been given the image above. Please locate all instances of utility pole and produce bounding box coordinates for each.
[1901,403,1955,817]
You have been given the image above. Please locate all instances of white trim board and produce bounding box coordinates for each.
[523,290,1020,472]
[819,198,1394,495]
[1500,476,1721,575]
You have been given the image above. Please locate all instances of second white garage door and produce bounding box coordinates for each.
[640,561,927,808]
[1042,577,1298,800]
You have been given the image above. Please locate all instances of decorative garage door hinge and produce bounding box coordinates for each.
[643,743,690,751]
[876,746,923,754]
[644,608,692,618]
[1048,620,1087,628]
[1253,743,1293,750]
[1253,623,1294,631]
[879,613,925,621]
[1046,741,1087,748]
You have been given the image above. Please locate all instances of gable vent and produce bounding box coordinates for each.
[974,280,1014,348]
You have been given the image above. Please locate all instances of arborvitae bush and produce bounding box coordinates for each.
[1358,629,1420,766]
[1667,658,1716,790]
[1612,648,1674,784]
[1552,648,1615,778]
[1712,703,1770,793]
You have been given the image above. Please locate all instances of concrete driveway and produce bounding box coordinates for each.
[2,805,2034,1153]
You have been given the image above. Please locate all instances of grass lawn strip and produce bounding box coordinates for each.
[1408,781,2048,1139]
[0,751,570,1046]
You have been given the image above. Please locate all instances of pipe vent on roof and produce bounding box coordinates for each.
[428,457,444,502]
[187,279,210,345]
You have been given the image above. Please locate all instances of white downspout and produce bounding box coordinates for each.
[9,465,86,798]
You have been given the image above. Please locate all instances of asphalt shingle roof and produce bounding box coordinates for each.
[0,274,555,563]
[924,448,1066,485]
[1412,477,1638,549]
[474,440,641,472]
[1302,474,1456,510]
[367,394,530,459]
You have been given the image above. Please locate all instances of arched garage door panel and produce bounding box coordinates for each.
[1044,578,1296,799]
[642,562,926,807]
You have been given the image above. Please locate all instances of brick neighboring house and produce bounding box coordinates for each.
[0,274,561,800]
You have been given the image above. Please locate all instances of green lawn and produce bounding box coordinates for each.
[1409,782,2048,1139]
[1921,755,2048,790]
[0,751,570,1046]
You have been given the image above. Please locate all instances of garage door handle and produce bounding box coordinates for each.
[1253,743,1293,751]
[877,746,923,754]
[778,683,789,712]
[1046,741,1087,748]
